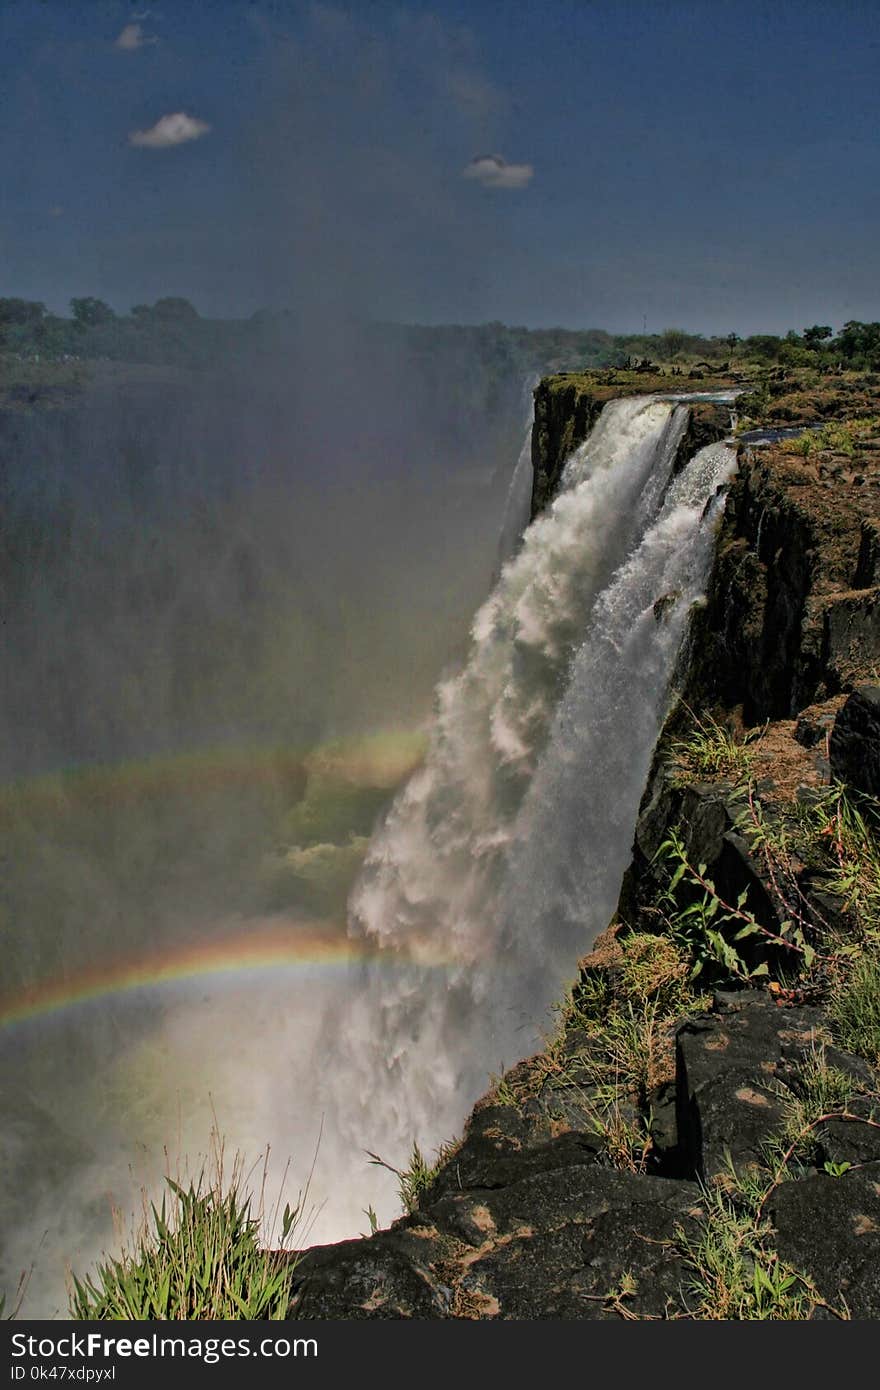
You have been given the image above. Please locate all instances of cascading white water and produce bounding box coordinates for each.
[495,424,535,569]
[495,374,541,567]
[302,397,736,1237]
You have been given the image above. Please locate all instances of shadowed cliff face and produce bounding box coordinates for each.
[687,410,880,721]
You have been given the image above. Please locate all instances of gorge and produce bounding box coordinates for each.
[4,361,880,1321]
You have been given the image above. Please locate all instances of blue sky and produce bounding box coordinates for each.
[1,0,878,333]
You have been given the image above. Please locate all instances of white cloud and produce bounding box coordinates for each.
[129,113,212,149]
[115,22,157,51]
[462,153,533,190]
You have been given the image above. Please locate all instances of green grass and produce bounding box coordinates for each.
[673,1185,819,1320]
[671,712,755,783]
[796,787,880,935]
[780,415,880,459]
[367,1138,459,1216]
[830,950,880,1068]
[528,936,706,1173]
[69,1143,303,1320]
[773,1045,867,1170]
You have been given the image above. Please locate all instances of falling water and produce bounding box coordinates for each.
[303,397,736,1236]
[495,374,541,567]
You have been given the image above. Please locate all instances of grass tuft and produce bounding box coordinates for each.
[672,711,755,783]
[69,1138,304,1321]
[830,950,880,1068]
[674,1185,818,1320]
[367,1138,458,1216]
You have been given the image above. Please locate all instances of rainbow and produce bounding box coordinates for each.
[0,729,442,1033]
[0,916,475,1033]
[0,728,428,831]
[0,920,384,1032]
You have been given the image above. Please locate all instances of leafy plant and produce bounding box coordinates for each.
[70,1140,304,1320]
[780,416,880,459]
[655,828,814,984]
[674,1185,816,1320]
[823,1159,853,1177]
[797,786,880,935]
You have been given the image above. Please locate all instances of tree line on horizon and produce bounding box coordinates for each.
[1,294,879,374]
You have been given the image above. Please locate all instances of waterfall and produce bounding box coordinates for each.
[495,373,541,568]
[494,424,535,568]
[304,396,736,1236]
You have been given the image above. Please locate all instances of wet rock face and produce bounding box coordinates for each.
[830,685,880,797]
[688,432,880,721]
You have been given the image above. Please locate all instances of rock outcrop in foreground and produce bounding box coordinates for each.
[291,369,880,1320]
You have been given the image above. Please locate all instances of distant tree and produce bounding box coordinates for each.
[660,328,690,358]
[743,334,784,363]
[34,314,76,354]
[0,298,45,326]
[70,297,116,327]
[130,304,152,320]
[837,320,880,366]
[151,297,199,321]
[803,324,832,351]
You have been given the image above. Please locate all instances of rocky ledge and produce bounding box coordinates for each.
[289,368,880,1320]
[292,987,879,1319]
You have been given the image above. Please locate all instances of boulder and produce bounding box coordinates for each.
[829,684,880,797]
[676,993,829,1182]
[769,1169,880,1319]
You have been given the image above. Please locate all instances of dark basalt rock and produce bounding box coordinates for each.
[438,1167,704,1321]
[768,1170,880,1319]
[829,684,880,797]
[675,993,879,1179]
[291,982,878,1318]
[424,1123,603,1201]
[292,1226,452,1319]
[675,993,829,1182]
[293,1165,705,1321]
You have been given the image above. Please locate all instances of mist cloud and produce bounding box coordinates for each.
[463,153,534,189]
[115,22,157,51]
[129,113,211,148]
